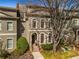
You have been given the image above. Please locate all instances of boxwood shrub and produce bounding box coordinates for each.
[41,44,53,50]
[17,37,29,55]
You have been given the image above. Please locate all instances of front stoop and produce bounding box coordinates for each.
[32,52,44,59]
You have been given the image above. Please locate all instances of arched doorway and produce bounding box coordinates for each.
[32,33,40,51]
[32,33,37,45]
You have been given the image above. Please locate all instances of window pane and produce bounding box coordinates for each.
[0,22,1,31]
[78,31,79,35]
[7,22,13,31]
[41,20,44,28]
[49,33,52,42]
[32,19,36,28]
[48,21,51,28]
[7,39,13,49]
[41,34,44,43]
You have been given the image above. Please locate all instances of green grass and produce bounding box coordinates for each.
[41,50,79,59]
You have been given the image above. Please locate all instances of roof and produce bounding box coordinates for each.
[0,6,17,18]
[0,6,16,12]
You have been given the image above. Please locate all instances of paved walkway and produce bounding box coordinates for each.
[32,52,44,59]
[32,44,40,52]
[32,43,44,59]
[69,56,79,59]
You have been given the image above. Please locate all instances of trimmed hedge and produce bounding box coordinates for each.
[41,44,53,50]
[17,37,29,55]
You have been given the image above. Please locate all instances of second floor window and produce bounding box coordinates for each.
[48,20,51,28]
[41,19,44,28]
[32,19,36,28]
[7,22,13,31]
[0,22,1,31]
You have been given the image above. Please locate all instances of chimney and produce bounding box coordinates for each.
[16,3,20,17]
[16,3,19,11]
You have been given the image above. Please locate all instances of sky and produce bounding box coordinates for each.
[0,0,77,9]
[0,0,41,8]
[0,0,18,7]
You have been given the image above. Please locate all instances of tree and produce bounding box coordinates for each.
[39,0,79,52]
[38,0,79,52]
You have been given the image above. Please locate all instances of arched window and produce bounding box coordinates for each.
[32,19,36,28]
[48,20,51,28]
[48,33,52,42]
[41,19,44,28]
[41,34,44,43]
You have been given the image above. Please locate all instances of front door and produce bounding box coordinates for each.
[32,33,37,45]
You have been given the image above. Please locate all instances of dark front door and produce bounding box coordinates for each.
[32,33,37,44]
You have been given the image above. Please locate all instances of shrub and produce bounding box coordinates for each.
[17,37,29,55]
[41,44,53,50]
[0,49,9,59]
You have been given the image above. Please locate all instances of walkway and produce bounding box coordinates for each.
[32,44,44,59]
[32,52,44,59]
[69,56,79,59]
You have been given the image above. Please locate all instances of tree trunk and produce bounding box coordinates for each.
[53,44,57,52]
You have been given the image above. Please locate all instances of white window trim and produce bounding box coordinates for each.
[31,19,37,29]
[40,19,45,29]
[7,37,13,49]
[48,33,52,43]
[7,22,14,31]
[40,33,45,44]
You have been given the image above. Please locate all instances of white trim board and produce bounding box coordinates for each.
[29,30,53,31]
[0,33,17,36]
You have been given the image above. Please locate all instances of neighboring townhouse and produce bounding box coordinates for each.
[0,7,18,52]
[16,4,79,51]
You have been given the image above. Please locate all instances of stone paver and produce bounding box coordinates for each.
[69,56,79,59]
[32,52,44,59]
[33,44,40,52]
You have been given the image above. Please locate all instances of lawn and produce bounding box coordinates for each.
[41,50,79,59]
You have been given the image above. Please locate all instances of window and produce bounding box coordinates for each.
[7,22,13,31]
[7,39,13,49]
[48,21,51,28]
[41,34,44,43]
[32,19,36,28]
[41,20,44,28]
[0,22,1,31]
[0,38,2,42]
[73,20,77,24]
[77,31,79,35]
[48,33,52,42]
[73,19,79,26]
